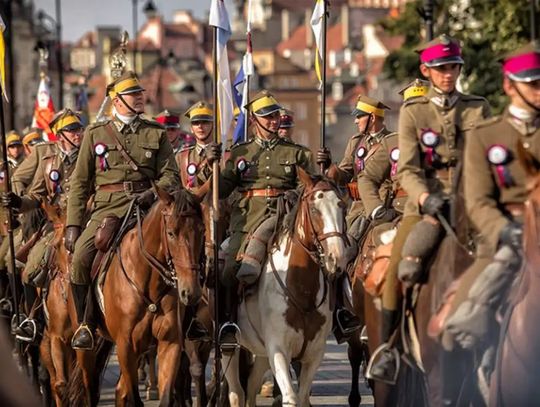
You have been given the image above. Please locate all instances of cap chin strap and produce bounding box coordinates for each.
[58,131,80,152]
[511,81,540,114]
[254,115,280,137]
[362,114,373,135]
[117,94,142,116]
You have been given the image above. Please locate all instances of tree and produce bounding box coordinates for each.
[380,0,534,113]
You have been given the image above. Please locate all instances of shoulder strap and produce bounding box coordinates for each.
[42,155,56,197]
[364,142,382,164]
[178,149,190,188]
[104,123,139,171]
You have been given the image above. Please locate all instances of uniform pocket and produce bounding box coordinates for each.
[93,190,112,203]
[135,136,160,166]
[278,157,298,177]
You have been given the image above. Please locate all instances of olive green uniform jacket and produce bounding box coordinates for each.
[175,143,212,190]
[397,88,491,216]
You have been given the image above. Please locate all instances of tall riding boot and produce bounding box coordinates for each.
[333,275,361,344]
[366,308,400,384]
[218,283,240,353]
[70,283,94,350]
[185,304,210,341]
[0,270,12,316]
[14,284,40,342]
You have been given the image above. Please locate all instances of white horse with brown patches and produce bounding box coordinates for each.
[223,169,349,407]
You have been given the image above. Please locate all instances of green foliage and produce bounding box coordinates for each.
[380,0,534,113]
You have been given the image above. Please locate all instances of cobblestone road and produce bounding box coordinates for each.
[99,338,374,406]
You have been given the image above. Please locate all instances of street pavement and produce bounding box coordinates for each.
[99,337,374,406]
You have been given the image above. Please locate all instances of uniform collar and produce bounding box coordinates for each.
[195,142,210,156]
[506,106,540,136]
[7,156,21,168]
[255,134,279,150]
[428,87,459,109]
[364,127,387,145]
[113,115,141,133]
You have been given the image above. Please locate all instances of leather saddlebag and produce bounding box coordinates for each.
[95,215,121,252]
[364,242,393,297]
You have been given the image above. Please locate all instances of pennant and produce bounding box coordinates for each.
[209,0,234,146]
[75,84,89,126]
[310,0,325,87]
[0,15,8,101]
[31,76,56,141]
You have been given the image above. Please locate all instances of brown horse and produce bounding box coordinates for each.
[488,148,540,406]
[37,202,76,406]
[67,186,206,406]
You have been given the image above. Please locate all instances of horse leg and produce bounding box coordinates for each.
[157,340,181,407]
[347,336,363,407]
[146,346,159,401]
[115,339,144,407]
[269,349,297,406]
[246,356,269,407]
[176,352,192,407]
[50,335,70,404]
[39,332,56,407]
[297,358,322,407]
[187,343,210,407]
[222,351,245,407]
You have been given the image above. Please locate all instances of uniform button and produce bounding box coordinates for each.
[266,176,270,179]
[127,170,132,174]
[266,156,270,160]
[266,166,270,169]
[524,142,530,149]
[444,119,450,124]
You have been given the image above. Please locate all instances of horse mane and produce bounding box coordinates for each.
[171,188,202,219]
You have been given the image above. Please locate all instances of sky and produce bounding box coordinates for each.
[33,0,234,42]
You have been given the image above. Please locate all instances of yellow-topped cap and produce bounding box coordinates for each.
[22,129,42,146]
[245,90,281,116]
[184,101,214,122]
[351,95,390,118]
[50,109,83,134]
[6,131,22,146]
[398,79,430,101]
[107,71,145,98]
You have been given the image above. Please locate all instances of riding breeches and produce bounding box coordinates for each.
[2,229,23,273]
[22,231,55,287]
[381,214,421,311]
[220,231,248,288]
[70,219,101,286]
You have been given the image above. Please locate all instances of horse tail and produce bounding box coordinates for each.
[64,337,113,406]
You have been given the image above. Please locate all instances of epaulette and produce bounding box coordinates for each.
[86,119,111,130]
[383,131,398,139]
[139,115,165,129]
[231,139,254,149]
[403,95,429,107]
[473,115,502,129]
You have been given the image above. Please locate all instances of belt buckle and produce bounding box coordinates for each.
[123,181,133,192]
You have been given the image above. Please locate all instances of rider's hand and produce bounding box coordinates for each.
[316,148,332,170]
[136,189,156,210]
[420,193,446,217]
[498,221,523,252]
[0,192,22,209]
[371,206,397,224]
[205,143,222,165]
[65,225,81,253]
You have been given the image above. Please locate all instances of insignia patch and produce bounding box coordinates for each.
[421,130,440,147]
[49,170,61,182]
[145,151,152,158]
[187,163,198,176]
[284,166,291,173]
[236,158,247,173]
[390,148,400,162]
[487,145,509,165]
[356,146,367,159]
[94,143,107,157]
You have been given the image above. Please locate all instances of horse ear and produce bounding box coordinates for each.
[155,185,174,205]
[517,141,540,177]
[297,167,313,188]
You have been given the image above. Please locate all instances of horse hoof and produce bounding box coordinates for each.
[260,381,274,398]
[138,368,147,383]
[146,387,159,401]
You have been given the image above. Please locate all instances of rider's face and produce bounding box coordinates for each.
[421,63,461,93]
[113,91,145,115]
[354,114,372,134]
[255,111,281,137]
[504,77,540,111]
[191,121,213,144]
[61,128,83,150]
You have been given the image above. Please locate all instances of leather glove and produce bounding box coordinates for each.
[371,206,397,224]
[205,142,222,164]
[420,193,446,217]
[136,189,156,210]
[0,192,22,209]
[498,221,523,252]
[65,225,81,253]
[316,148,332,169]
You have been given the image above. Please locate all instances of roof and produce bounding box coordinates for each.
[272,0,346,11]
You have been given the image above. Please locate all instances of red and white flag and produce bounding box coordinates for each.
[31,75,56,141]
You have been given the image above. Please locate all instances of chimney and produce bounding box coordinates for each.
[341,4,349,48]
[281,9,290,42]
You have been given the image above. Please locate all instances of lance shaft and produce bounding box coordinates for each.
[424,0,434,41]
[0,84,20,326]
[319,0,329,173]
[243,74,250,143]
[211,24,222,406]
[532,0,538,41]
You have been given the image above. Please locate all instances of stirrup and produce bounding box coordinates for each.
[15,318,37,343]
[0,297,13,317]
[71,324,95,350]
[218,322,241,352]
[336,308,361,335]
[365,343,400,385]
[10,313,27,335]
[359,325,368,343]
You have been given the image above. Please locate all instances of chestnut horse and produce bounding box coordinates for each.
[489,147,540,406]
[67,186,205,406]
[223,170,349,407]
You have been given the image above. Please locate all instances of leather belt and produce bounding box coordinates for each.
[97,181,151,193]
[504,203,524,218]
[394,188,408,198]
[347,182,361,201]
[242,188,285,198]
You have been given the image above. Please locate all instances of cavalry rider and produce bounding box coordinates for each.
[175,101,217,341]
[5,131,25,170]
[1,109,84,342]
[278,109,295,140]
[21,128,45,161]
[367,34,491,383]
[155,109,184,153]
[444,42,540,378]
[357,81,430,232]
[316,95,392,340]
[204,91,315,350]
[65,71,179,350]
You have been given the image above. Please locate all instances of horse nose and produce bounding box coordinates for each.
[179,288,193,306]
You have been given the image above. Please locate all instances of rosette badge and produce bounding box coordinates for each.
[487,145,513,188]
[49,170,62,193]
[355,146,367,171]
[420,129,440,166]
[94,143,110,171]
[186,162,198,188]
[390,148,400,176]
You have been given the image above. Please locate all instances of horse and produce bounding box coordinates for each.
[222,169,349,407]
[67,186,206,407]
[37,201,76,406]
[488,146,540,406]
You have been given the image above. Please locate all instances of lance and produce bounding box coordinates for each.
[0,57,20,327]
[532,0,538,41]
[319,0,329,173]
[423,0,434,41]
[211,22,222,406]
[243,0,253,143]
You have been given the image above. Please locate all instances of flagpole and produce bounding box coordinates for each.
[319,1,328,172]
[211,22,222,407]
[243,72,250,142]
[0,85,20,328]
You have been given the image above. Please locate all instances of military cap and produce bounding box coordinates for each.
[184,102,214,122]
[6,131,22,147]
[415,34,464,67]
[502,41,540,83]
[50,108,84,134]
[245,90,282,117]
[22,128,44,146]
[233,106,241,119]
[107,71,145,98]
[351,95,390,117]
[398,79,430,101]
[279,109,295,128]
[155,109,181,128]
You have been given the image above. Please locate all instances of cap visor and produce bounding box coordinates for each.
[119,86,145,95]
[424,56,464,67]
[254,105,281,117]
[190,115,214,122]
[350,109,370,117]
[8,142,22,146]
[61,123,83,132]
[507,68,540,82]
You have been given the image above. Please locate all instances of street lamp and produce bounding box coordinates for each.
[132,0,138,74]
[37,4,63,109]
